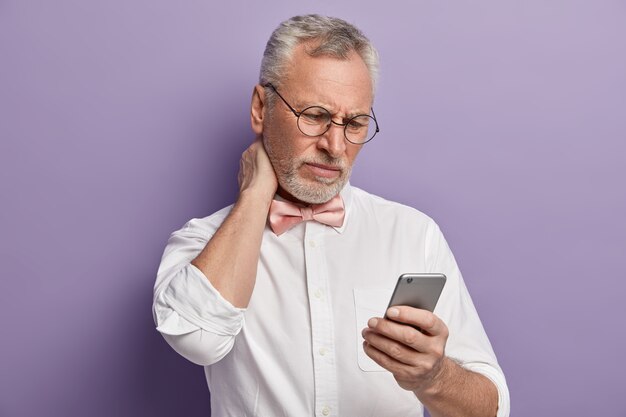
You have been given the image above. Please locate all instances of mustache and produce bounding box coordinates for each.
[300,155,346,170]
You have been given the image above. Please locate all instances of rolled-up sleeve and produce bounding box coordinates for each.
[156,264,245,336]
[152,208,246,365]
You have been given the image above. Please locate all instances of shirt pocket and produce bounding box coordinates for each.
[353,287,394,372]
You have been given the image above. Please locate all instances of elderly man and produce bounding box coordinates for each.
[153,14,509,417]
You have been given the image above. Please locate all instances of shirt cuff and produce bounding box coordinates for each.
[156,263,245,336]
[463,362,511,417]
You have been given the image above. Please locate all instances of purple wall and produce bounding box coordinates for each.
[1,1,624,416]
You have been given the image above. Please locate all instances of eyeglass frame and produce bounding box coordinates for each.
[264,83,380,145]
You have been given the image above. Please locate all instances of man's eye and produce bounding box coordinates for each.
[301,111,328,124]
[347,120,365,130]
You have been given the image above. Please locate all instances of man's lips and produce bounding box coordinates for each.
[305,162,342,178]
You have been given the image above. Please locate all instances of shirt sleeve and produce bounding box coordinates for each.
[425,220,511,417]
[152,211,246,366]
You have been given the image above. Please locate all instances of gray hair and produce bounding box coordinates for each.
[259,14,380,100]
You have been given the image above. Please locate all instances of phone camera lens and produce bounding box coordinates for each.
[407,278,413,283]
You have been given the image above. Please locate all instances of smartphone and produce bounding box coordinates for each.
[384,273,447,319]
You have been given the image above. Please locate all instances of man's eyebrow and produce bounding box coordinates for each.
[337,109,371,120]
[293,99,369,118]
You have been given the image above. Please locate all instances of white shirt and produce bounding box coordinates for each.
[152,184,510,417]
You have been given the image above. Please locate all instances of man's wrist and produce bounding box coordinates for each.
[413,356,456,399]
[238,186,275,211]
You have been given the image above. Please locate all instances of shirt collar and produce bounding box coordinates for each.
[333,182,352,234]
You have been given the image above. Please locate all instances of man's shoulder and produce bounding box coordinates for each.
[350,185,435,225]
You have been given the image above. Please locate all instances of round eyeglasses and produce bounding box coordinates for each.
[265,83,380,145]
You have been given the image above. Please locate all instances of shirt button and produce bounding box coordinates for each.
[322,406,330,416]
[319,347,327,356]
[314,289,323,299]
[308,240,316,248]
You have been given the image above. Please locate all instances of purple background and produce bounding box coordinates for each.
[1,1,625,416]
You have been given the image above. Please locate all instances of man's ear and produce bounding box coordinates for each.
[250,84,266,135]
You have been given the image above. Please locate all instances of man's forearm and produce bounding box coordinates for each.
[191,188,272,308]
[417,357,498,417]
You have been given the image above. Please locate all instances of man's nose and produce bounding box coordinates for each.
[317,122,346,158]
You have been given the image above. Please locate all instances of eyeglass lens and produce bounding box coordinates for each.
[297,106,377,144]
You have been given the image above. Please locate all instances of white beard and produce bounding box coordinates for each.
[263,136,351,204]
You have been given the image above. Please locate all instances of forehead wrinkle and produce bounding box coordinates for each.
[282,46,373,116]
[290,86,371,118]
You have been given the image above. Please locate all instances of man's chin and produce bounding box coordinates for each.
[281,177,346,205]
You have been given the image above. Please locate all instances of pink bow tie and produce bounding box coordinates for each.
[268,194,345,236]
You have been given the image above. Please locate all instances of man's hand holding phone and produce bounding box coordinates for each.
[361,273,451,394]
[362,305,450,394]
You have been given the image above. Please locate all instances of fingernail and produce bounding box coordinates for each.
[368,318,378,327]
[387,308,399,318]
